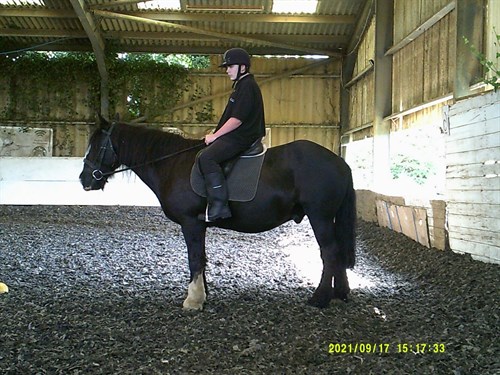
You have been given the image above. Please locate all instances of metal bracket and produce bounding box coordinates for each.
[441,105,450,135]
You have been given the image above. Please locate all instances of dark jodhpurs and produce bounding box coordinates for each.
[197,137,249,176]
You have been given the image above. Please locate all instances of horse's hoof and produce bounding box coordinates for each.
[307,293,331,308]
[332,289,349,302]
[182,298,204,311]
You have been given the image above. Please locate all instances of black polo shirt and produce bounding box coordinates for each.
[216,74,266,147]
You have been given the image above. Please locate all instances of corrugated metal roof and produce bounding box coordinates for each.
[0,0,371,57]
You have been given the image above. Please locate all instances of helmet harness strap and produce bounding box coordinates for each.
[233,64,248,88]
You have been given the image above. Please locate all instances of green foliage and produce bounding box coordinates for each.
[107,53,190,120]
[464,27,500,91]
[0,52,99,119]
[165,54,210,69]
[390,155,435,185]
[195,101,215,123]
[0,51,210,121]
[190,85,215,123]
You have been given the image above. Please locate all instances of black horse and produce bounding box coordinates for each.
[80,118,356,310]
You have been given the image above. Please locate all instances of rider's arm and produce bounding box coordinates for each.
[205,117,242,144]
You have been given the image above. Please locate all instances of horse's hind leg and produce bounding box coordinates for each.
[332,261,349,302]
[307,217,350,308]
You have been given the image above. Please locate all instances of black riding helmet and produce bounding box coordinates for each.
[219,48,251,68]
[219,48,251,84]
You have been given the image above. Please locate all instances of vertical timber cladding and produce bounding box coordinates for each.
[392,0,455,113]
[347,18,375,140]
[171,56,342,152]
[446,91,500,264]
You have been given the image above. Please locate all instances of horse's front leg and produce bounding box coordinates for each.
[181,222,208,311]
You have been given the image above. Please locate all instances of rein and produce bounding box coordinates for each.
[86,122,204,181]
[97,143,205,180]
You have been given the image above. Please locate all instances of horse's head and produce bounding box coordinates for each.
[79,116,121,191]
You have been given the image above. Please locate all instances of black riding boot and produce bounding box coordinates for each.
[201,172,232,222]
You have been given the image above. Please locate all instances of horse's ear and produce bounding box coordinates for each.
[96,113,110,130]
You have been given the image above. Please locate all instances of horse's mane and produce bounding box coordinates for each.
[114,122,204,164]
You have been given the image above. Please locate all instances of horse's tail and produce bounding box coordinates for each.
[335,173,356,268]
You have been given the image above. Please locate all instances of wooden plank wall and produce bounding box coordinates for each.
[392,0,455,113]
[347,0,455,134]
[446,90,500,264]
[393,0,454,43]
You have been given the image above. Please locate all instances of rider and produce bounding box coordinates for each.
[197,47,266,222]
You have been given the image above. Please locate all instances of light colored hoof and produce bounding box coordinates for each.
[182,275,206,311]
[182,297,204,311]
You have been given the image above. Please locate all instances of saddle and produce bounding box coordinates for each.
[190,139,267,202]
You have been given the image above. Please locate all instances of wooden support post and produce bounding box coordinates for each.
[70,0,109,119]
[340,0,374,156]
[373,0,393,191]
[454,0,484,99]
[340,53,356,157]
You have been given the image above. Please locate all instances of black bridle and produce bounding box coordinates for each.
[83,123,118,181]
[84,122,205,181]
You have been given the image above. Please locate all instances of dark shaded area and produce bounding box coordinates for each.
[0,206,498,374]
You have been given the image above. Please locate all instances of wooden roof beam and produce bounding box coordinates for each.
[0,28,347,45]
[0,29,86,38]
[346,0,375,54]
[106,31,348,44]
[116,11,356,24]
[91,0,150,8]
[93,10,342,57]
[0,44,342,57]
[1,8,356,24]
[13,43,335,56]
[0,9,75,17]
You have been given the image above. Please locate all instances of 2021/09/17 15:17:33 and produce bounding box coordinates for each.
[328,342,446,354]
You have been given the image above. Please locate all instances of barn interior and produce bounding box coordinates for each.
[0,0,498,264]
[1,2,500,374]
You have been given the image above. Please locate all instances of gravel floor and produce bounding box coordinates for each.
[0,205,499,375]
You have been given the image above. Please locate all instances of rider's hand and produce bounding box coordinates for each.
[205,133,218,145]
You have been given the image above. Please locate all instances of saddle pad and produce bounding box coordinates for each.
[190,151,266,202]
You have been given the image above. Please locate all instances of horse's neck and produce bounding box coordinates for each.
[112,123,194,193]
[113,123,176,165]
